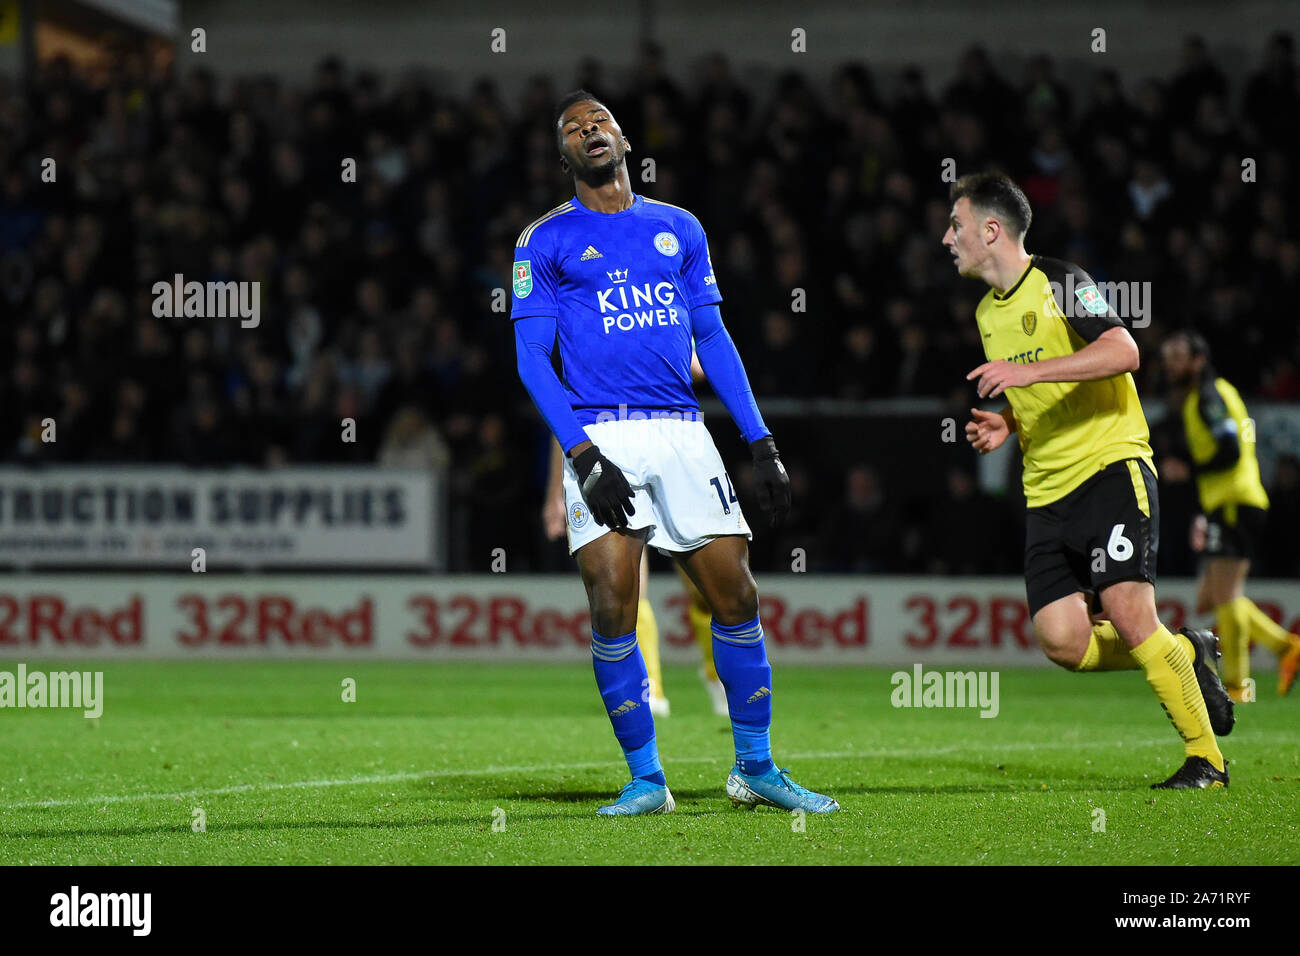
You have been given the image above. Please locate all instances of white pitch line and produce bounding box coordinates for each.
[0,737,1177,811]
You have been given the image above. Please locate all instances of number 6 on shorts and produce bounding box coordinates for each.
[1107,523,1133,562]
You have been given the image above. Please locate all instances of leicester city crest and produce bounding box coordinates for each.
[1021,311,1037,335]
[513,260,532,298]
[569,501,590,530]
[653,232,680,256]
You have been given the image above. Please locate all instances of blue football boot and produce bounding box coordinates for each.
[726,765,840,813]
[596,778,676,816]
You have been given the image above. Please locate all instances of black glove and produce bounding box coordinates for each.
[749,436,791,527]
[572,445,635,529]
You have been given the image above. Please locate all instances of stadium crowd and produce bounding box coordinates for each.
[1,33,1297,574]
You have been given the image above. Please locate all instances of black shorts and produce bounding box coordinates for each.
[1024,459,1159,617]
[1204,504,1267,563]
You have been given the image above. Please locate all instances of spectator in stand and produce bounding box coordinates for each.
[819,465,904,573]
[921,468,1017,575]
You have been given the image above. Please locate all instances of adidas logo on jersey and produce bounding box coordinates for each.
[581,245,603,260]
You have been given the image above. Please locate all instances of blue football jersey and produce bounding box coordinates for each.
[510,194,722,423]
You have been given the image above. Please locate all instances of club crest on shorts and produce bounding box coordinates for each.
[513,260,532,298]
[653,232,679,256]
[569,501,590,530]
[1021,311,1037,335]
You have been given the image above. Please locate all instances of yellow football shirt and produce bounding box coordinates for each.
[1181,374,1269,516]
[975,255,1155,507]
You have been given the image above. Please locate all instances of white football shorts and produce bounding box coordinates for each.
[562,417,752,555]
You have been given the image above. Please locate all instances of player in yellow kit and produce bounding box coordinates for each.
[1162,331,1300,699]
[945,171,1233,789]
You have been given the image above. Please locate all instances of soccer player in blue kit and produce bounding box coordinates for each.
[511,91,839,816]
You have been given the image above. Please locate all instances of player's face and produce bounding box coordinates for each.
[942,198,987,278]
[1161,340,1197,388]
[557,100,629,186]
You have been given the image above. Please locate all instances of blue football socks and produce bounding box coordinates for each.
[711,614,775,776]
[591,628,666,786]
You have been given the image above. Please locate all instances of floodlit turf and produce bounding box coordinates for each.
[0,660,1296,865]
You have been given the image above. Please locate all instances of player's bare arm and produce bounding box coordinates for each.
[690,347,705,383]
[543,440,567,540]
[967,327,1139,398]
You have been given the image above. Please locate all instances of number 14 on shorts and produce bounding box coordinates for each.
[710,474,737,514]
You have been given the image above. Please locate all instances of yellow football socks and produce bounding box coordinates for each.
[1237,596,1296,655]
[689,594,717,681]
[1075,621,1141,671]
[1214,597,1252,689]
[1131,625,1224,771]
[636,598,664,700]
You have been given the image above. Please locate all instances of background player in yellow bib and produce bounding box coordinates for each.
[1161,330,1300,699]
[944,171,1234,789]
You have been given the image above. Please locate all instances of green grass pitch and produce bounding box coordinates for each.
[1,660,1296,865]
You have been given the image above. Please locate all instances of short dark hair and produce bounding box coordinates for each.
[553,89,604,140]
[950,171,1033,239]
[1166,329,1210,359]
